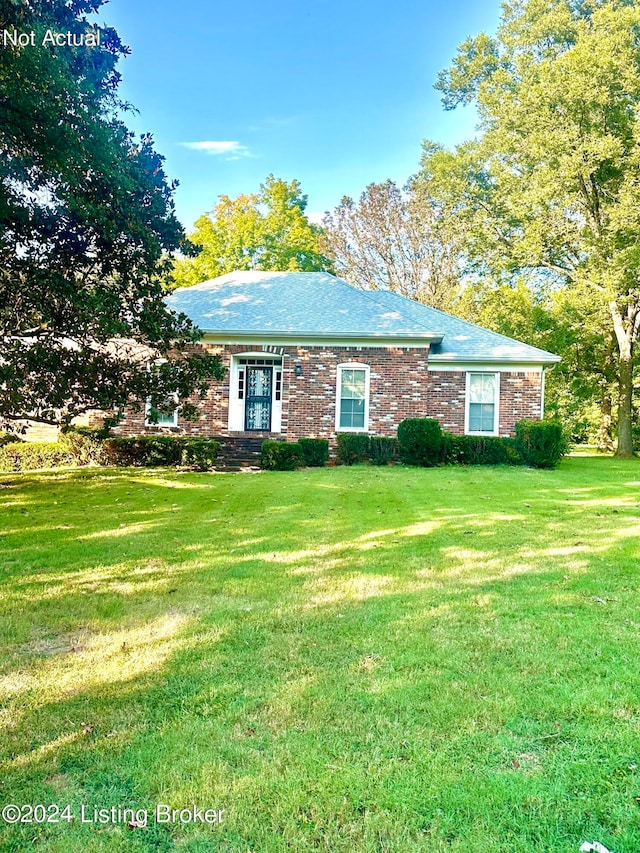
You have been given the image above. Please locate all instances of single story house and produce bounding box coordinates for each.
[108,270,559,446]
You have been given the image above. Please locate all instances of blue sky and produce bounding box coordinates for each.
[98,0,501,229]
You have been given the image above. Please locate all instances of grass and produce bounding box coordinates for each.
[0,456,639,852]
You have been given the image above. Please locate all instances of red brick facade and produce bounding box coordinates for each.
[97,342,543,441]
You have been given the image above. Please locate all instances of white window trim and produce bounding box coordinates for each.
[335,363,370,433]
[464,371,500,437]
[144,359,178,427]
[144,397,178,428]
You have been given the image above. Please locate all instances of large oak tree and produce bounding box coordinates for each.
[0,0,222,429]
[426,0,640,456]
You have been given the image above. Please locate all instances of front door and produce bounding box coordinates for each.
[245,366,272,431]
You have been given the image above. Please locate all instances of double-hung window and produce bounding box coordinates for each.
[336,364,370,431]
[466,372,499,435]
[144,359,178,427]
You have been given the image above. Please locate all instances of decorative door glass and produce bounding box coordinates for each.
[245,366,272,431]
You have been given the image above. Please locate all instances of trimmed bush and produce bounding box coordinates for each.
[261,440,304,471]
[440,427,530,467]
[181,438,220,471]
[58,430,106,465]
[102,436,184,467]
[369,436,399,466]
[515,419,566,469]
[397,418,442,467]
[0,442,75,472]
[442,434,522,466]
[336,433,370,465]
[298,438,329,468]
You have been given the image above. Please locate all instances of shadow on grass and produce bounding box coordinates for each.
[1,458,639,851]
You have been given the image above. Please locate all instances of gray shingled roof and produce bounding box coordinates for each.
[167,271,560,364]
[365,289,561,363]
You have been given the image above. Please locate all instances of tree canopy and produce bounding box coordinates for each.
[321,178,464,311]
[426,0,640,455]
[0,0,221,428]
[171,176,332,289]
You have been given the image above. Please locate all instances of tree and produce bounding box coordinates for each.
[171,176,332,288]
[321,178,463,310]
[427,0,640,455]
[0,0,222,429]
[456,278,615,446]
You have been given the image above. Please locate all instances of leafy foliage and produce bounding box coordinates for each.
[171,176,332,288]
[0,0,222,429]
[260,440,304,471]
[515,420,566,469]
[298,438,329,468]
[427,0,640,455]
[397,418,442,467]
[441,433,522,466]
[0,442,75,472]
[102,436,182,467]
[335,433,371,466]
[368,436,400,466]
[58,430,106,466]
[179,438,220,471]
[0,432,21,448]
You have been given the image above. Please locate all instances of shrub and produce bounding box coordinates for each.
[58,430,106,465]
[336,433,370,465]
[102,436,184,467]
[0,432,21,448]
[0,442,75,472]
[68,424,113,440]
[261,440,304,471]
[298,438,329,467]
[515,419,566,469]
[443,434,522,466]
[440,430,455,464]
[397,418,442,467]
[181,438,219,471]
[369,436,399,466]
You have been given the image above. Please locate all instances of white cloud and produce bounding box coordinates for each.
[180,140,251,160]
[306,211,325,225]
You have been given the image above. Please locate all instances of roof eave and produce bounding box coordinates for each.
[199,329,444,347]
[429,354,562,365]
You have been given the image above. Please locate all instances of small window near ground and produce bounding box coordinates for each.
[466,373,499,435]
[336,365,369,431]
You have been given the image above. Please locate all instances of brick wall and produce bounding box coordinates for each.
[424,370,542,436]
[92,343,543,440]
[499,371,543,435]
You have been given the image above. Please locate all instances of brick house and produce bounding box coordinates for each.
[109,271,559,449]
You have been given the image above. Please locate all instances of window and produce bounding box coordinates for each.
[144,359,178,427]
[336,364,370,431]
[466,372,499,435]
[145,399,178,427]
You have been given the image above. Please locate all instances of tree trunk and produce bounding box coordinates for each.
[609,301,636,458]
[616,353,634,457]
[597,334,615,452]
[597,392,613,452]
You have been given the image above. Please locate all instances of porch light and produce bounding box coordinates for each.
[295,363,303,377]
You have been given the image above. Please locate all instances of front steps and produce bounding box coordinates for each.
[215,436,264,470]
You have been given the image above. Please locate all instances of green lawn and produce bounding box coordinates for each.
[1,457,639,852]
